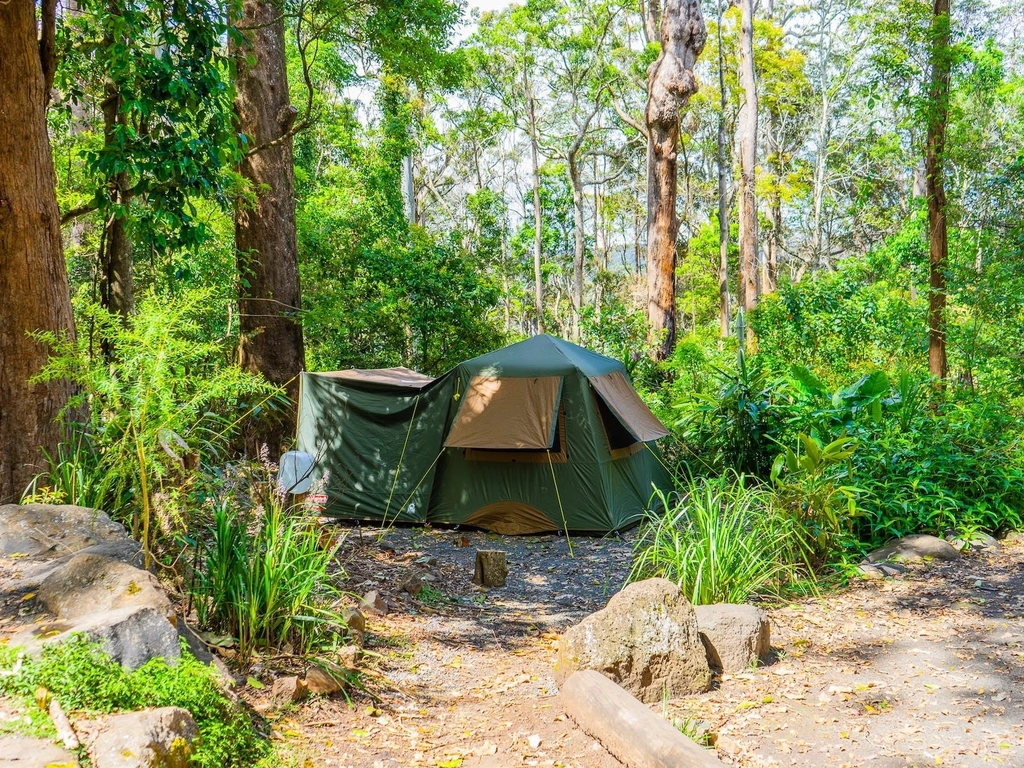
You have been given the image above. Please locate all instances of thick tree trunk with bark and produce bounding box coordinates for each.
[645,0,706,360]
[0,1,78,502]
[525,69,544,335]
[716,1,731,338]
[232,0,306,450]
[736,0,759,332]
[926,0,951,381]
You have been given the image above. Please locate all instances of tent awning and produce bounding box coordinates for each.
[444,376,564,449]
[316,367,435,390]
[589,371,669,442]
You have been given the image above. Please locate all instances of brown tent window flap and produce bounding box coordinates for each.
[589,371,670,444]
[444,375,564,450]
[465,406,567,463]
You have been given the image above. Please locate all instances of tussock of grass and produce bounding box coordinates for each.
[630,474,807,604]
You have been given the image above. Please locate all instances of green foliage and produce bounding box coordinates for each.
[31,290,273,549]
[190,463,345,668]
[55,0,238,251]
[673,348,785,477]
[771,433,859,566]
[630,477,804,605]
[0,638,268,767]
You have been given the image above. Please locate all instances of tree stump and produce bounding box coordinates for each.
[473,550,508,587]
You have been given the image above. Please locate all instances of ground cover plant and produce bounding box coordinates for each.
[0,637,270,768]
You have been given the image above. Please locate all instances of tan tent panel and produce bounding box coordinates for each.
[444,375,563,449]
[589,371,670,443]
[463,501,558,535]
[318,367,436,389]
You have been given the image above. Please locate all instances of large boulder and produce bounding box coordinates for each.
[866,534,961,564]
[0,736,80,767]
[554,578,711,703]
[693,604,771,673]
[38,553,172,621]
[0,504,129,558]
[83,707,197,768]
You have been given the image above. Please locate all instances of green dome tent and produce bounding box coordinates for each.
[296,335,673,534]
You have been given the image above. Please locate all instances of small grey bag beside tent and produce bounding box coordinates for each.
[296,335,673,534]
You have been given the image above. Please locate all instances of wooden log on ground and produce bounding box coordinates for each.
[473,550,508,587]
[558,670,725,768]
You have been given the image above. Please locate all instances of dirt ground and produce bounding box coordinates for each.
[255,525,1024,768]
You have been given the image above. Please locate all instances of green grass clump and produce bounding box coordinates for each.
[630,474,805,605]
[0,637,268,767]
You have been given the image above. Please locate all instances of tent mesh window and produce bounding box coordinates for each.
[464,406,568,464]
[592,390,643,459]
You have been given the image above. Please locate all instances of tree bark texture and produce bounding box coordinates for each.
[645,0,706,360]
[736,0,759,329]
[526,69,545,335]
[926,0,951,381]
[0,1,78,502]
[232,0,306,448]
[100,4,134,319]
[716,0,731,338]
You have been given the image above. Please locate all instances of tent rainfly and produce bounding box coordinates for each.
[295,335,673,534]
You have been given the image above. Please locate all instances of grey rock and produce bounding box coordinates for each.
[336,644,361,670]
[0,504,128,558]
[39,553,172,621]
[857,564,886,580]
[360,589,387,615]
[694,604,771,673]
[946,531,1000,553]
[0,735,80,767]
[85,707,197,768]
[554,578,711,703]
[271,675,308,703]
[68,606,181,670]
[305,663,344,695]
[866,534,961,564]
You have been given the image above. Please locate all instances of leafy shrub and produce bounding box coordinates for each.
[629,475,805,604]
[771,433,860,566]
[191,463,345,667]
[672,349,786,478]
[31,290,273,557]
[0,637,268,768]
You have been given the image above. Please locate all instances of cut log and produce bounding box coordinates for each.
[48,697,79,750]
[559,670,725,768]
[473,550,508,587]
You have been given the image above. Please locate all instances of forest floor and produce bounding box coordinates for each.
[255,525,1024,768]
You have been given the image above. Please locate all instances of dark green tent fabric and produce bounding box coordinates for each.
[296,335,673,533]
[296,370,454,523]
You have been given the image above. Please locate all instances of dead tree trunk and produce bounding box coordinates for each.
[736,0,758,339]
[0,1,78,502]
[926,0,951,381]
[232,0,306,451]
[645,0,707,360]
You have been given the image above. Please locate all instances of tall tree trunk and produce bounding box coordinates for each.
[568,153,585,341]
[231,0,306,451]
[100,6,134,320]
[716,0,731,338]
[926,0,951,381]
[736,0,758,337]
[0,1,78,502]
[645,0,706,360]
[525,68,544,335]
